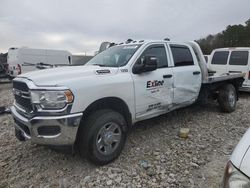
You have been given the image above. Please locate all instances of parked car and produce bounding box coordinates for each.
[222,128,250,187]
[10,40,244,165]
[207,47,250,91]
[7,47,72,78]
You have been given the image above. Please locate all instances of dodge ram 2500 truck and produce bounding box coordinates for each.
[11,40,244,165]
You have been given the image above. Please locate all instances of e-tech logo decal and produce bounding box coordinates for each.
[146,80,164,89]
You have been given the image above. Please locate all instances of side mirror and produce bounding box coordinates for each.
[133,55,157,74]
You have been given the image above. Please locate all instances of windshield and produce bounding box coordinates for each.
[86,44,141,67]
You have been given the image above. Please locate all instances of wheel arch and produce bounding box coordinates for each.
[81,97,132,129]
[198,77,244,103]
[218,78,244,100]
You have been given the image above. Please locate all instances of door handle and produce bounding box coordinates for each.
[193,71,201,75]
[163,74,172,78]
[229,71,242,73]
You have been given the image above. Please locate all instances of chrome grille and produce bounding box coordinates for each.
[13,81,33,112]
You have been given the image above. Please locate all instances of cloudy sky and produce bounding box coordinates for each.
[0,0,250,55]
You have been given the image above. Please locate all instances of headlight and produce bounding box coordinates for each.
[31,90,74,110]
[223,161,250,188]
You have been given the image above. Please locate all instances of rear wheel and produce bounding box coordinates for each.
[218,84,237,113]
[77,109,127,165]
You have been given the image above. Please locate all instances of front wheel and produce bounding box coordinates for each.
[77,109,127,165]
[218,84,237,113]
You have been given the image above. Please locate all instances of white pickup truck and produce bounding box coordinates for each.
[11,40,244,165]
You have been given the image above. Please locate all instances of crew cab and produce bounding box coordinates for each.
[10,40,244,165]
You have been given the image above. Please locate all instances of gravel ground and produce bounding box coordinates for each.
[0,82,249,188]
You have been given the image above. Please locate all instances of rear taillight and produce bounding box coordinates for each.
[17,64,21,75]
[249,71,250,80]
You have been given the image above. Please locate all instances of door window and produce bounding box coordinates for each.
[211,51,229,65]
[229,51,249,65]
[170,45,194,66]
[140,45,168,68]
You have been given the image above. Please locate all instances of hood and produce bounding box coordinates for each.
[17,65,119,86]
[231,128,250,178]
[240,145,250,178]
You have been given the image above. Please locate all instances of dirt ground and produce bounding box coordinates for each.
[0,81,249,188]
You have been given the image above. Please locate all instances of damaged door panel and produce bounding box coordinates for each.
[170,44,202,105]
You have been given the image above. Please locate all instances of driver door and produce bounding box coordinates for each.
[131,44,174,120]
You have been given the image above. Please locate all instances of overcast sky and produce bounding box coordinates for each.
[0,0,250,55]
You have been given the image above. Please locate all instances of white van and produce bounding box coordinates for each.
[208,48,250,91]
[7,47,72,78]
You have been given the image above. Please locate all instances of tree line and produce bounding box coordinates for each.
[1,19,250,61]
[196,19,250,54]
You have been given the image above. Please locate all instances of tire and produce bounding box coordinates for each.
[77,109,127,165]
[218,84,237,113]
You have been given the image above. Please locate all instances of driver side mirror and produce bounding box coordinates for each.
[132,55,157,74]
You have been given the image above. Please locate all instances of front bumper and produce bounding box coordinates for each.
[10,106,82,145]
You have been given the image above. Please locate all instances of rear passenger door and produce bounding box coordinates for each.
[169,44,201,105]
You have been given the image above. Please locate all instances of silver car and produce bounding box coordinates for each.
[223,128,250,187]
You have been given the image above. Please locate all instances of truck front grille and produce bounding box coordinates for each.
[13,81,33,113]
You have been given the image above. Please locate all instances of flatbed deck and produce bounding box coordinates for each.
[203,73,245,84]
